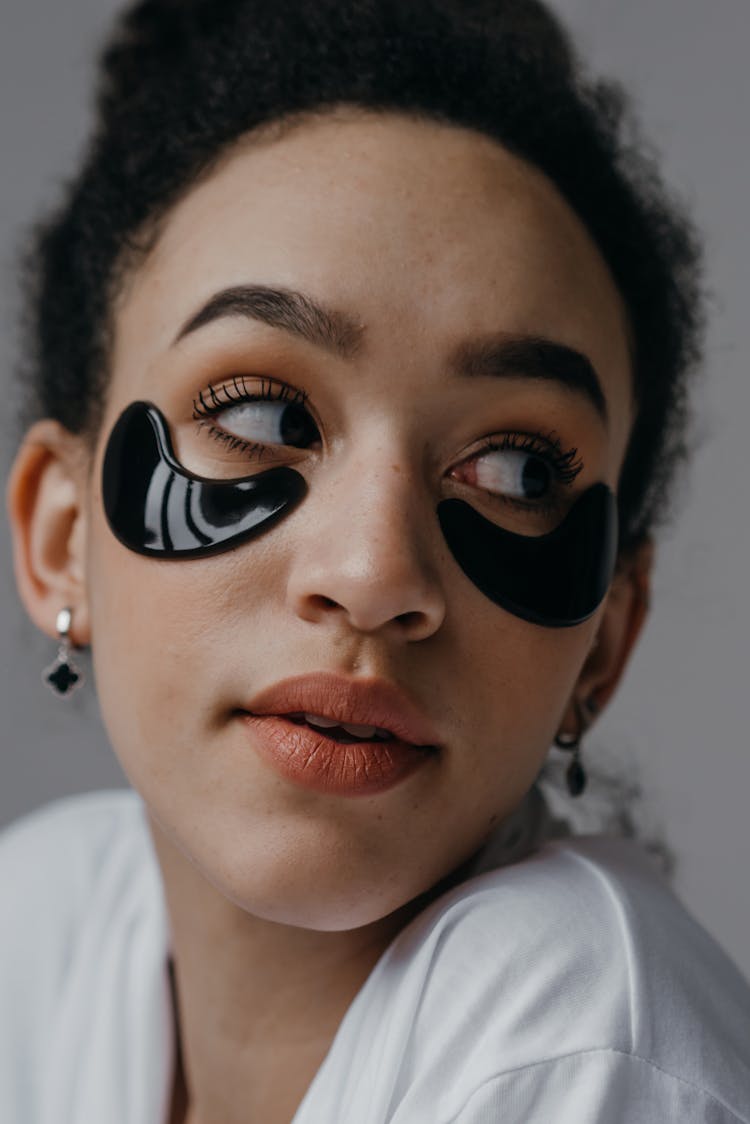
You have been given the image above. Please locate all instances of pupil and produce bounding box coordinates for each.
[521,458,549,498]
[280,404,317,446]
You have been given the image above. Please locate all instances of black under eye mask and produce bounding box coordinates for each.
[102,401,618,628]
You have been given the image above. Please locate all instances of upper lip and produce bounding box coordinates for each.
[242,672,442,749]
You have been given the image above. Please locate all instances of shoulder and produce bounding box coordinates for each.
[0,787,150,914]
[0,784,147,852]
[0,787,157,1020]
[378,835,641,1062]
[0,789,170,1120]
[343,835,750,1121]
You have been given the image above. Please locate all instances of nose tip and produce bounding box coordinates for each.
[285,481,447,639]
[291,554,446,639]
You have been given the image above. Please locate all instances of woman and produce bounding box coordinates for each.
[2,1,748,1121]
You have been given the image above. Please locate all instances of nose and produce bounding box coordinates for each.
[285,449,447,641]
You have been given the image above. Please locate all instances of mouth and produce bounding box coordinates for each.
[240,671,443,752]
[238,711,438,797]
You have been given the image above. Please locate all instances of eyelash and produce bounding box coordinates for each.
[191,376,584,513]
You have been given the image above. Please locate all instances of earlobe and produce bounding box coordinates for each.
[5,419,91,647]
[557,536,655,735]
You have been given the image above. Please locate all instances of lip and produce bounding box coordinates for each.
[239,713,436,796]
[241,671,443,749]
[237,671,442,797]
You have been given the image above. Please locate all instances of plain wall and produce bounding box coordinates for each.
[1,0,748,981]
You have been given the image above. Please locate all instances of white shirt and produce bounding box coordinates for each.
[1,787,748,1123]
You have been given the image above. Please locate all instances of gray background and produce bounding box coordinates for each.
[1,1,748,980]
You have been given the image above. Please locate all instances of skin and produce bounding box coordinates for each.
[6,108,653,1123]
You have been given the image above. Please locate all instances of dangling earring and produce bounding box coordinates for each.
[554,694,598,797]
[42,607,85,697]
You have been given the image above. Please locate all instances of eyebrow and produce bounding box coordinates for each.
[172,284,365,359]
[172,283,608,426]
[450,334,608,426]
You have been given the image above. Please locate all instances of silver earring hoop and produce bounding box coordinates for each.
[42,607,85,698]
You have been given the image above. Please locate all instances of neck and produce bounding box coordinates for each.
[149,814,474,1124]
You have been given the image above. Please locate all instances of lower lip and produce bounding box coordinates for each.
[239,713,436,796]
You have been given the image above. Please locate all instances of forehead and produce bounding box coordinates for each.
[113,109,633,453]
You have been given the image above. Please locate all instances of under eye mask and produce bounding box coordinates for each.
[102,400,618,628]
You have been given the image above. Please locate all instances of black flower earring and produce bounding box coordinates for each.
[554,694,599,797]
[42,607,85,697]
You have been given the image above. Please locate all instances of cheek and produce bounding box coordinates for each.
[415,612,589,875]
[85,509,281,782]
[414,611,577,833]
[447,599,592,780]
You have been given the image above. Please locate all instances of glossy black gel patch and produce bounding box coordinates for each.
[437,483,618,626]
[102,400,307,557]
[102,400,617,627]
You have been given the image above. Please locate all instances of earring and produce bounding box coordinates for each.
[42,607,85,697]
[553,694,598,797]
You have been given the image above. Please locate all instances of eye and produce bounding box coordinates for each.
[452,431,583,513]
[192,379,584,517]
[192,377,320,456]
[477,444,556,501]
[212,398,313,447]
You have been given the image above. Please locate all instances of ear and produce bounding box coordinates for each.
[5,419,92,648]
[556,536,655,739]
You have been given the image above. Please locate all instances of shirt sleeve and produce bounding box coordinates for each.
[0,797,97,1120]
[450,1050,749,1124]
[0,807,57,1118]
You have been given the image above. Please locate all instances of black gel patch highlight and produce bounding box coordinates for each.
[102,400,617,626]
[102,400,307,558]
[437,484,618,626]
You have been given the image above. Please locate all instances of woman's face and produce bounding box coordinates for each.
[84,109,633,928]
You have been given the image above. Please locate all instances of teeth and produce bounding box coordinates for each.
[340,722,379,738]
[303,712,339,728]
[302,713,394,740]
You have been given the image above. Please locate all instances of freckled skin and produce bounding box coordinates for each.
[7,108,651,1123]
[92,108,634,923]
[88,114,633,933]
[100,395,616,624]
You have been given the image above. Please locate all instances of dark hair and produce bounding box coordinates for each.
[13,0,703,558]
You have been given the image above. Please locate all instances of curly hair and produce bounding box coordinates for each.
[13,0,704,558]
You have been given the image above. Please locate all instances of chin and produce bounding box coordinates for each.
[217,866,414,930]
[196,841,422,931]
